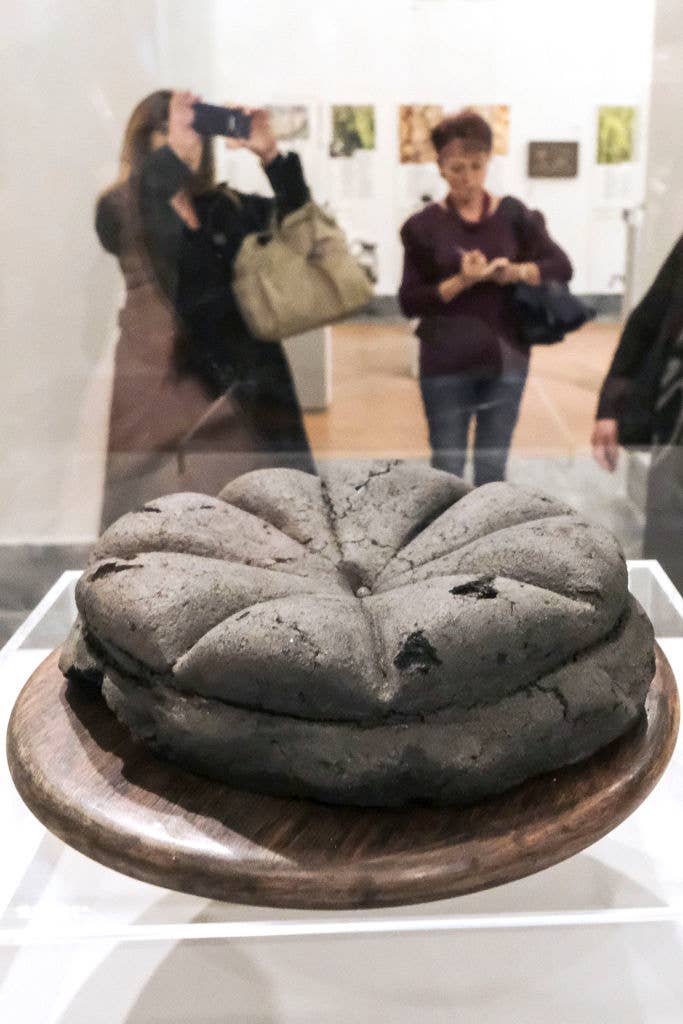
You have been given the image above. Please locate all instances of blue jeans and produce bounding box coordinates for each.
[420,369,529,485]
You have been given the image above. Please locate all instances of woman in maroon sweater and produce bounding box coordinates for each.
[399,110,572,484]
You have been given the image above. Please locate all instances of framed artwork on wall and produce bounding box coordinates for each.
[597,106,636,164]
[330,106,375,157]
[399,104,443,164]
[528,141,579,178]
[266,105,310,141]
[474,104,510,156]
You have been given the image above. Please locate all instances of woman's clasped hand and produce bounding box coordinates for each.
[457,250,541,288]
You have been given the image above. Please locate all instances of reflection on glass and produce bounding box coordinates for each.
[399,109,573,485]
[593,234,683,591]
[97,90,314,528]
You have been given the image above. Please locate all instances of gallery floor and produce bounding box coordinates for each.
[306,319,618,460]
[307,316,643,551]
[1,317,645,647]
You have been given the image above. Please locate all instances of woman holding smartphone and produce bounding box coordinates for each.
[96,90,314,528]
[399,110,572,484]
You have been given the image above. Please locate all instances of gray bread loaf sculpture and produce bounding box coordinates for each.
[60,460,655,806]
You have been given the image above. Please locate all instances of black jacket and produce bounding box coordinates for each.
[597,235,683,444]
[96,145,310,393]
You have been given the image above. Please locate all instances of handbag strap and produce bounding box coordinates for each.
[501,195,533,261]
[220,183,243,209]
[175,392,234,473]
[256,199,312,245]
[272,200,334,260]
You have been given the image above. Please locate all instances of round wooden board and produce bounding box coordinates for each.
[6,646,679,910]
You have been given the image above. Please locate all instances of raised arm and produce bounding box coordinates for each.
[226,106,311,231]
[262,151,310,219]
[398,221,447,317]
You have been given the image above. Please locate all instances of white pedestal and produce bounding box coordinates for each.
[1,563,682,1022]
[283,327,332,411]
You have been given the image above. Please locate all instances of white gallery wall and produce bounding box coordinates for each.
[0,0,216,543]
[0,0,660,543]
[213,0,656,296]
[2,1,160,543]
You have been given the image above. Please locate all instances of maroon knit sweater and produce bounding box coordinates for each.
[399,195,573,376]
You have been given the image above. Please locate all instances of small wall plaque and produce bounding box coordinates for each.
[528,141,579,178]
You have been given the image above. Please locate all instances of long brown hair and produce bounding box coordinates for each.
[116,89,215,194]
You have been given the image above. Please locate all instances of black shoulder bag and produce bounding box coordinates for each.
[502,196,595,346]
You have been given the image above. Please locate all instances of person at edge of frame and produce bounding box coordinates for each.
[592,233,683,592]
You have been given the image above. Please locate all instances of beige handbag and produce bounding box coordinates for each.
[231,201,374,341]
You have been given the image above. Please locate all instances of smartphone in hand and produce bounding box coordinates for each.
[192,103,252,139]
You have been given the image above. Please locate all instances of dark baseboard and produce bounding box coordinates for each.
[350,293,622,322]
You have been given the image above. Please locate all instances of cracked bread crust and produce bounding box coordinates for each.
[60,461,655,806]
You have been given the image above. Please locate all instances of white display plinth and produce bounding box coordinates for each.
[1,562,682,1022]
[283,327,332,411]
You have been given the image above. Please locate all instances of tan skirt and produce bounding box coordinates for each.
[101,283,313,529]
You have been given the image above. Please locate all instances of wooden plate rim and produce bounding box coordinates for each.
[5,645,679,910]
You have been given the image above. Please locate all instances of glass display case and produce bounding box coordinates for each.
[3,1,682,1018]
[1,561,681,1022]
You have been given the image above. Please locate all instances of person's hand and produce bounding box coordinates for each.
[591,418,620,472]
[226,106,279,165]
[487,257,513,283]
[491,261,541,286]
[460,249,493,286]
[168,91,203,172]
